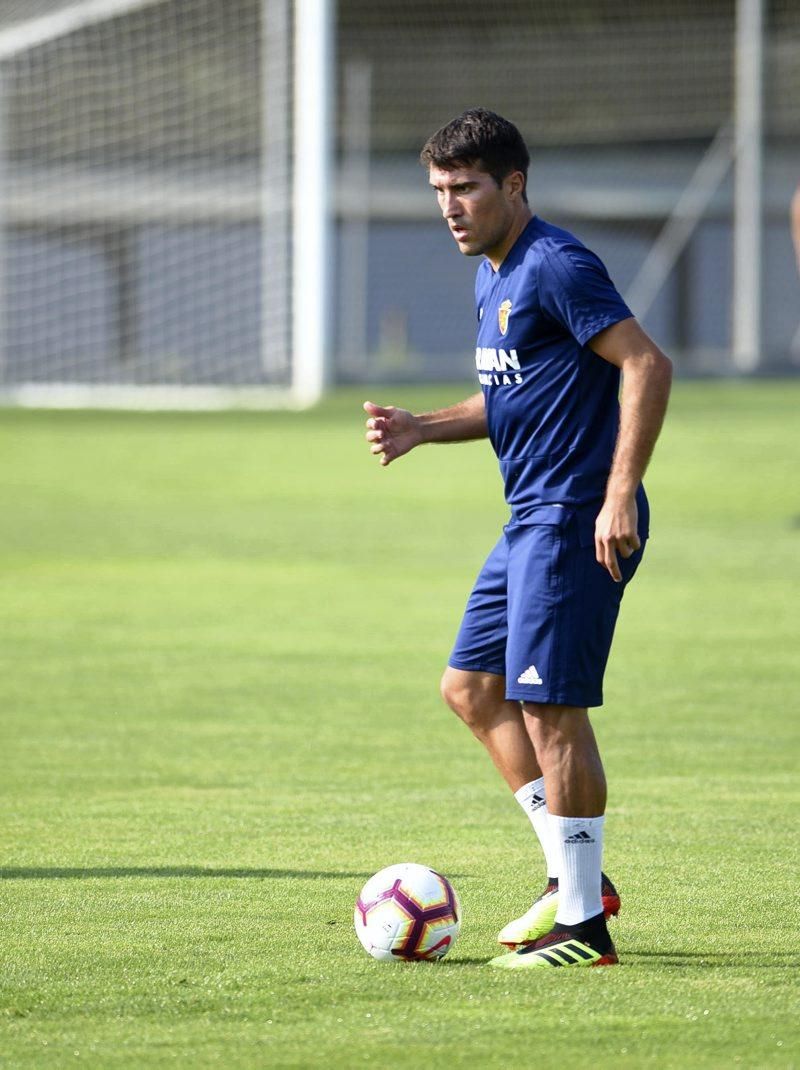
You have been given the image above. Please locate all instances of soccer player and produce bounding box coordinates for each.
[364,109,671,968]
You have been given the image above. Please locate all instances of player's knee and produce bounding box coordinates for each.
[440,669,488,732]
[439,668,466,717]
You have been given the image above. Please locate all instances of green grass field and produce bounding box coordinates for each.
[1,382,798,1068]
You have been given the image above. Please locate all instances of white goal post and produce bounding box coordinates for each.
[0,0,333,409]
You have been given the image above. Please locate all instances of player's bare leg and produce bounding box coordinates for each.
[441,667,574,949]
[441,675,621,957]
[440,667,541,791]
[489,702,619,968]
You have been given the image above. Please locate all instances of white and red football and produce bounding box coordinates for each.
[354,862,461,962]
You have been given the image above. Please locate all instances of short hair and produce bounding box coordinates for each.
[420,108,530,202]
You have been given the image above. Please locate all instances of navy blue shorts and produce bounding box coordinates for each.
[448,505,646,708]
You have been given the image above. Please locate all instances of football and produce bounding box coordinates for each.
[354,862,461,962]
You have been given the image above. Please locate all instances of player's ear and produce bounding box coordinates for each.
[505,170,525,201]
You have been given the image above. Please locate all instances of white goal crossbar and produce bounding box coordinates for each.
[0,0,171,60]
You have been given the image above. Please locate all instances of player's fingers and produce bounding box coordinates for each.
[365,428,383,442]
[597,539,622,582]
[606,549,622,582]
[363,401,394,418]
[617,532,641,559]
[595,536,607,568]
[370,442,386,455]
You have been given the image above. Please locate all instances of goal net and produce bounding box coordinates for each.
[0,0,798,407]
[333,0,799,379]
[0,0,300,407]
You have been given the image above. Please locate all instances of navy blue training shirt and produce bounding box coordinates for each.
[474,215,636,521]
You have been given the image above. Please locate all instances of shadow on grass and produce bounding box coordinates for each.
[626,949,800,968]
[444,949,800,970]
[0,867,375,881]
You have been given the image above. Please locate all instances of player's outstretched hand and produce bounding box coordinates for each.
[594,494,640,583]
[364,401,423,466]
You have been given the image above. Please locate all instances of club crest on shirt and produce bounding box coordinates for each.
[498,299,512,336]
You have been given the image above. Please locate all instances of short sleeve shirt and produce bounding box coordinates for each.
[474,216,634,520]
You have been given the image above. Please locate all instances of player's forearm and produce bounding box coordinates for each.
[605,349,672,500]
[416,392,488,444]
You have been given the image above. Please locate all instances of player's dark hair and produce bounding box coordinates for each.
[420,108,530,203]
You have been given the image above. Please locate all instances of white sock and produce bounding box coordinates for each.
[549,814,604,925]
[514,777,559,880]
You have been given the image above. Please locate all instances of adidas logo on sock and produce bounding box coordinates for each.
[517,664,543,685]
[529,793,545,812]
[564,830,595,844]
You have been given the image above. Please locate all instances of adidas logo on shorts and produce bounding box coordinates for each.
[517,664,543,685]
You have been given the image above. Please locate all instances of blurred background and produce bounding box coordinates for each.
[0,0,796,406]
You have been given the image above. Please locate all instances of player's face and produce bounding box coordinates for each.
[429,164,522,264]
